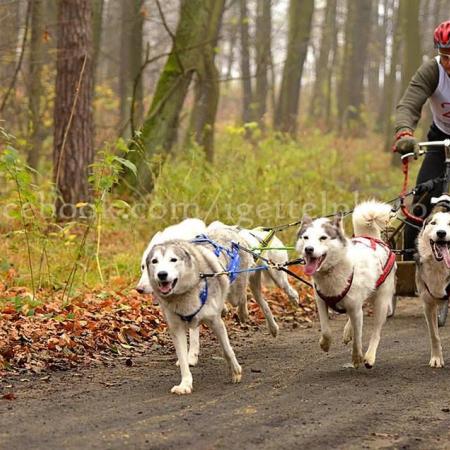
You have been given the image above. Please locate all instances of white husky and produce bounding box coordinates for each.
[147,227,253,394]
[416,204,450,368]
[296,200,396,369]
[208,221,299,337]
[136,218,206,294]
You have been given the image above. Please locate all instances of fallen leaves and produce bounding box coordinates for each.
[0,275,315,376]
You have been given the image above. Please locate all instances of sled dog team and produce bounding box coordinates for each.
[138,200,449,395]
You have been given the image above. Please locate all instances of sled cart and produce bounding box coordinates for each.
[390,139,450,326]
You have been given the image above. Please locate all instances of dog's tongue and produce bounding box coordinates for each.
[441,245,450,268]
[304,257,320,276]
[159,282,172,294]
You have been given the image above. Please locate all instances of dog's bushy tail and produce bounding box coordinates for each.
[352,200,392,239]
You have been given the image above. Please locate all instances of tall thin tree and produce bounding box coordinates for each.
[254,0,271,127]
[239,0,253,124]
[128,0,225,192]
[53,0,94,219]
[27,0,44,170]
[274,0,314,135]
[188,0,226,162]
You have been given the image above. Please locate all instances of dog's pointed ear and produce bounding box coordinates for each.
[180,247,193,265]
[297,215,312,238]
[420,214,433,236]
[332,213,345,233]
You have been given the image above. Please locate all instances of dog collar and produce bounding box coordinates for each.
[315,271,354,314]
[178,279,208,323]
[423,280,450,300]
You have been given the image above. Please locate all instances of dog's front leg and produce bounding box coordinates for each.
[208,317,242,383]
[316,295,332,352]
[347,306,364,368]
[169,321,193,394]
[423,299,444,368]
[188,327,200,366]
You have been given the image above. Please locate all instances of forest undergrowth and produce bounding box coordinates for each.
[0,125,410,375]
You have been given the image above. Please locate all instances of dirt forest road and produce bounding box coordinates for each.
[3,297,450,450]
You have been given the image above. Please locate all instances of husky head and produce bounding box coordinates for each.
[296,214,347,275]
[418,211,450,267]
[146,241,198,297]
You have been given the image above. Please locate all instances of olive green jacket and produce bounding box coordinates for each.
[395,58,439,133]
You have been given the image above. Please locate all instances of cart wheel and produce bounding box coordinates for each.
[438,300,449,328]
[387,295,397,318]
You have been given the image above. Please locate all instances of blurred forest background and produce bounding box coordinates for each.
[0,0,448,294]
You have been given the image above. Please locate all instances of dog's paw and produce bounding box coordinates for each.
[231,364,242,383]
[188,354,199,366]
[269,322,279,338]
[352,353,364,369]
[288,293,300,307]
[171,383,193,395]
[364,355,375,369]
[319,335,331,352]
[429,356,444,368]
[342,330,353,346]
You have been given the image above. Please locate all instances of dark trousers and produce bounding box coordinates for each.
[404,123,450,259]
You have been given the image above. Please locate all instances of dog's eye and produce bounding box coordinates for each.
[151,258,158,264]
[141,264,145,270]
[319,236,327,241]
[431,221,436,225]
[303,235,309,240]
[170,257,178,263]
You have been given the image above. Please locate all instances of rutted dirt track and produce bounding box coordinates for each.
[3,297,450,450]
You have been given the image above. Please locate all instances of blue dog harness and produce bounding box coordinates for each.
[178,279,209,322]
[176,235,241,322]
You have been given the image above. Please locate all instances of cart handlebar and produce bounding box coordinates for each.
[401,139,450,160]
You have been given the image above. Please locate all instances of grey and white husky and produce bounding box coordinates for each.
[296,200,396,369]
[147,227,252,394]
[416,201,450,368]
[208,221,299,337]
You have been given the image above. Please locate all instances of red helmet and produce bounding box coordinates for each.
[434,21,450,48]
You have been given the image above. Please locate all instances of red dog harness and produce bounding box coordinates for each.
[315,236,396,314]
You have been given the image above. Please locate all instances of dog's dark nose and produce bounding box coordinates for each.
[136,287,144,294]
[305,246,314,255]
[437,230,447,239]
[157,271,168,281]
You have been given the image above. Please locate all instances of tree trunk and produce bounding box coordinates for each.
[338,0,372,134]
[366,0,383,113]
[92,0,104,80]
[383,3,401,154]
[239,0,253,124]
[274,0,314,135]
[129,0,218,193]
[309,0,337,125]
[27,0,44,171]
[129,0,144,133]
[399,0,422,93]
[119,0,144,137]
[188,0,226,163]
[53,0,94,219]
[119,0,133,135]
[254,0,271,127]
